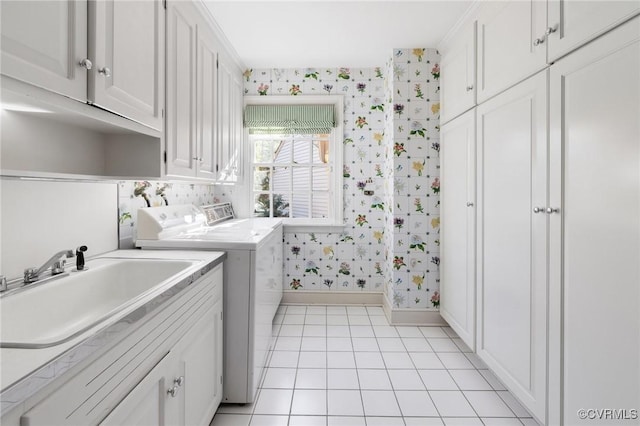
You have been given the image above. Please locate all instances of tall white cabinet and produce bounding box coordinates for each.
[476,71,549,422]
[548,16,640,425]
[440,109,476,349]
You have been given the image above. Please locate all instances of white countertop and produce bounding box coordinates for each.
[0,249,225,408]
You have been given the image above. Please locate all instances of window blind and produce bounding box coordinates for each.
[244,104,335,134]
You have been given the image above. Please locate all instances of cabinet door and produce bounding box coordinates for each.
[547,0,640,62]
[165,1,198,178]
[476,71,547,422]
[89,0,164,130]
[440,109,476,350]
[477,0,547,103]
[548,16,640,426]
[216,54,242,183]
[100,352,179,426]
[196,21,220,180]
[0,0,87,101]
[176,302,223,426]
[440,22,475,125]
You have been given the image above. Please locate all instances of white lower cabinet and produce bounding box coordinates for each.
[100,352,179,426]
[440,109,476,350]
[548,16,640,426]
[476,70,548,423]
[18,265,223,426]
[103,299,223,426]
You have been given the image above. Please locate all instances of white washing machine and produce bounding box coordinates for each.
[136,203,283,403]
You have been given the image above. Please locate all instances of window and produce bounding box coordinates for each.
[245,96,343,225]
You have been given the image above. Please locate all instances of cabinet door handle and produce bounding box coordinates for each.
[545,26,557,36]
[466,202,474,207]
[79,58,92,70]
[533,207,544,213]
[193,157,203,162]
[167,385,178,397]
[533,37,545,46]
[98,67,112,78]
[174,376,184,387]
[546,207,560,214]
[465,85,474,92]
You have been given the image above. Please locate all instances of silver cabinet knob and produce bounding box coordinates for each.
[533,37,545,46]
[174,376,184,387]
[466,85,474,92]
[466,202,474,207]
[167,386,178,397]
[546,207,560,214]
[193,157,203,162]
[79,58,92,70]
[545,26,557,36]
[98,67,112,77]
[533,207,544,213]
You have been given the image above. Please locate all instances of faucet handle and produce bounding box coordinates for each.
[52,260,66,275]
[24,267,38,283]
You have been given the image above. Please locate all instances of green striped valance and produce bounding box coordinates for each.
[244,104,335,134]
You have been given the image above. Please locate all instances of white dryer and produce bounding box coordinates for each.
[136,203,283,403]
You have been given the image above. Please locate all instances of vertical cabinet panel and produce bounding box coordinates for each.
[166,2,197,178]
[178,302,223,426]
[0,0,87,101]
[440,109,476,349]
[440,23,476,124]
[548,16,640,426]
[476,71,547,422]
[477,1,547,103]
[89,0,164,130]
[216,54,242,183]
[100,353,176,426]
[196,23,220,180]
[547,0,640,62]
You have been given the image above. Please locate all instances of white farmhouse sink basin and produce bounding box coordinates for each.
[0,258,197,348]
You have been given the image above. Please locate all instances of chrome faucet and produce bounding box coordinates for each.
[24,250,75,284]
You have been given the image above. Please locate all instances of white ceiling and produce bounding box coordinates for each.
[203,1,473,69]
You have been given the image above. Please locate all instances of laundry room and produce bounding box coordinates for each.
[0,1,639,426]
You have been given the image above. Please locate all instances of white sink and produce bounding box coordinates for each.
[0,258,197,348]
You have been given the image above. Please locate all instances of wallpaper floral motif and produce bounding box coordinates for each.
[244,67,388,292]
[241,48,441,311]
[118,180,217,248]
[384,48,442,310]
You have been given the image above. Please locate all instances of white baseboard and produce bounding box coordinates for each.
[383,296,447,326]
[282,291,384,306]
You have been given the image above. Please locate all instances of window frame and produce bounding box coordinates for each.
[244,95,344,228]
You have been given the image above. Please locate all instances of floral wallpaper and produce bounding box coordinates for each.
[384,48,441,310]
[118,180,217,248]
[243,67,388,292]
[241,48,441,311]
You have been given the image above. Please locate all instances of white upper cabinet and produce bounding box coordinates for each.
[476,0,547,103]
[547,0,640,62]
[89,0,164,131]
[440,22,476,125]
[196,20,221,181]
[166,1,198,178]
[0,0,87,102]
[440,109,476,350]
[216,51,243,184]
[0,0,164,131]
[165,0,243,182]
